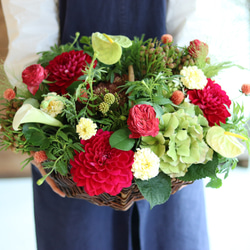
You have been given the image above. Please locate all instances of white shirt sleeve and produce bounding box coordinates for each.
[166,0,221,46]
[1,0,59,92]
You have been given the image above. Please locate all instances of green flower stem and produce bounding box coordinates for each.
[75,51,98,102]
[86,52,98,99]
[36,154,63,186]
[68,32,80,50]
[36,167,55,186]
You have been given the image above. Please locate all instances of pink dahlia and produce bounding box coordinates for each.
[127,104,159,138]
[187,78,231,126]
[45,50,97,95]
[70,129,134,196]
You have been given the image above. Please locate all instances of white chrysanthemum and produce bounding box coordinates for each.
[40,92,64,117]
[180,66,207,89]
[76,117,97,140]
[132,148,160,180]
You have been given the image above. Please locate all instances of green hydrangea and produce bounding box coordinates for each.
[141,103,213,178]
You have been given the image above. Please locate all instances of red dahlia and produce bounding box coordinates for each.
[187,78,231,126]
[70,129,134,196]
[45,50,96,95]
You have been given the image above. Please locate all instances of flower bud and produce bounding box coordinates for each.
[161,34,173,44]
[3,89,16,101]
[241,84,250,95]
[171,90,185,105]
[22,64,47,95]
[104,93,115,105]
[188,39,209,58]
[99,102,110,114]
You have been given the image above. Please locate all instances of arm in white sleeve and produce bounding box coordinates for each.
[1,0,59,93]
[166,0,222,46]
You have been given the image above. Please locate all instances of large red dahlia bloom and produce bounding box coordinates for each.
[187,78,231,126]
[70,129,134,196]
[45,50,96,95]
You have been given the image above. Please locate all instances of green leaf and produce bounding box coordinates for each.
[179,153,218,181]
[135,172,172,209]
[109,127,135,151]
[56,159,69,176]
[80,35,91,45]
[22,124,50,148]
[153,96,172,105]
[206,177,222,188]
[153,103,164,117]
[57,131,68,141]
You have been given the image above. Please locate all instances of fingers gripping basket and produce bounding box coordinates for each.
[49,169,193,211]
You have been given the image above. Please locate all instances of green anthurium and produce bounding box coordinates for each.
[92,32,132,65]
[13,104,63,131]
[206,126,246,158]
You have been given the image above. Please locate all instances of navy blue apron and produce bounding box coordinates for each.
[32,1,209,249]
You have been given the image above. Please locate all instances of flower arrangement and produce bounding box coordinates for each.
[0,32,250,209]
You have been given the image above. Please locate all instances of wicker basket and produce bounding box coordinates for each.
[49,170,193,211]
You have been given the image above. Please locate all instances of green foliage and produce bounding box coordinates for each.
[42,127,82,175]
[135,172,172,209]
[217,155,238,179]
[202,61,245,79]
[109,127,136,151]
[38,33,83,67]
[221,101,250,154]
[178,153,218,181]
[22,123,51,148]
[22,123,82,176]
[0,98,29,154]
[118,36,173,80]
[206,177,222,189]
[122,72,175,109]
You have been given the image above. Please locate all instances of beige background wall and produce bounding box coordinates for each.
[0,2,31,177]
